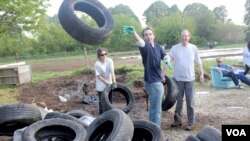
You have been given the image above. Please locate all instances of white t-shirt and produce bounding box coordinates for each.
[94,58,114,91]
[169,43,202,81]
[243,47,250,66]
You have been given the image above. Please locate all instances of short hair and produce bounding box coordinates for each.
[97,48,107,58]
[216,57,222,62]
[141,27,155,37]
[181,29,191,37]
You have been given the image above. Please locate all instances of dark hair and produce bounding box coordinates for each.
[97,48,107,59]
[141,27,155,37]
[247,41,250,52]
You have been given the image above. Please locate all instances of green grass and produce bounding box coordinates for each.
[0,85,19,105]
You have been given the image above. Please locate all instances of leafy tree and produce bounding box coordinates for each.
[212,5,228,23]
[108,14,141,51]
[109,4,139,21]
[169,4,181,14]
[143,1,169,26]
[211,23,244,44]
[0,0,48,36]
[183,3,216,42]
[154,13,196,47]
[244,0,250,40]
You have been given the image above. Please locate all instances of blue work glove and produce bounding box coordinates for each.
[123,26,135,35]
[111,83,117,90]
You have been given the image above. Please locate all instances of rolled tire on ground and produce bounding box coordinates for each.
[132,120,165,141]
[101,83,134,113]
[0,104,42,136]
[162,76,179,111]
[58,0,114,45]
[44,112,88,128]
[66,109,93,118]
[86,109,134,141]
[185,135,201,141]
[196,125,222,141]
[22,118,87,141]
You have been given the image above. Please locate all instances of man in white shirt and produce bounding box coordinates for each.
[168,29,204,131]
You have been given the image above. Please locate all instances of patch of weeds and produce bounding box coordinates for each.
[0,85,19,105]
[72,67,94,76]
[115,65,134,74]
[126,70,144,86]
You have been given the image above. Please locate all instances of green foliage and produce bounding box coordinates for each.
[126,70,144,85]
[32,71,72,83]
[71,67,94,76]
[0,86,19,104]
[0,0,48,36]
[212,5,228,23]
[154,13,196,47]
[211,24,245,44]
[143,1,170,26]
[108,14,141,50]
[183,3,216,42]
[109,4,139,22]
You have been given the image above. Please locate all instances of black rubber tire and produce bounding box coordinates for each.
[66,109,93,118]
[58,0,114,45]
[44,112,88,128]
[196,125,222,141]
[101,83,134,113]
[22,118,87,141]
[0,104,42,136]
[162,76,179,111]
[132,120,165,141]
[86,109,134,141]
[185,135,201,141]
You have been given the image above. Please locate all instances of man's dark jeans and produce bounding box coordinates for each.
[223,71,250,86]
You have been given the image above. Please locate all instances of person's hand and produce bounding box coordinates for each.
[111,83,117,90]
[123,26,135,35]
[164,60,172,69]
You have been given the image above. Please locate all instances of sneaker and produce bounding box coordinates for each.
[185,124,195,131]
[237,85,244,89]
[171,121,182,127]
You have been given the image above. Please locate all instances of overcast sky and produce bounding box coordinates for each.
[46,0,246,25]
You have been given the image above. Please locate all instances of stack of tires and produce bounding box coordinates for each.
[0,104,166,141]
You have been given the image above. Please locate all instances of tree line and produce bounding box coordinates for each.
[0,0,249,57]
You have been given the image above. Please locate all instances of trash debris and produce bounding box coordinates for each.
[82,95,99,105]
[79,115,96,126]
[58,96,67,102]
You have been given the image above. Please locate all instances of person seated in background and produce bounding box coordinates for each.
[214,57,250,88]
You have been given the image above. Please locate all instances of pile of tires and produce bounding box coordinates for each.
[0,104,167,141]
[185,125,222,141]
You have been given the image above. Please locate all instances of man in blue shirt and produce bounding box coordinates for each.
[214,57,250,88]
[125,26,167,126]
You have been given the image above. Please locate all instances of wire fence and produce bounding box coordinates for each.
[0,47,139,64]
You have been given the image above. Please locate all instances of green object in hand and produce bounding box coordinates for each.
[111,83,117,90]
[164,60,173,69]
[123,26,135,35]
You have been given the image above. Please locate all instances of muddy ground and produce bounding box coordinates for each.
[1,57,250,141]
